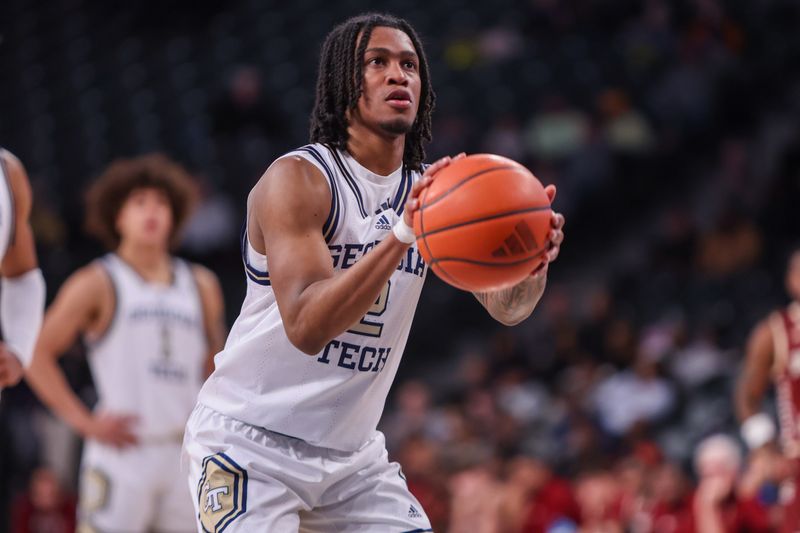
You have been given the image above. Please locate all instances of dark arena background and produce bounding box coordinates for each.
[2,0,800,531]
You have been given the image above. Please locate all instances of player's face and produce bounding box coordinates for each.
[354,26,422,137]
[787,251,800,301]
[116,187,173,248]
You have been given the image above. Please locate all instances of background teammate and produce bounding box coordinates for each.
[0,148,45,390]
[184,13,564,532]
[26,154,225,532]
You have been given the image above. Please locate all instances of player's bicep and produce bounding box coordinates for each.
[253,157,334,312]
[0,151,38,277]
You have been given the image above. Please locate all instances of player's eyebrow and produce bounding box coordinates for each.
[364,47,418,59]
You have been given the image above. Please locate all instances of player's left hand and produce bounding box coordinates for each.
[0,342,25,388]
[532,185,565,279]
[403,152,466,228]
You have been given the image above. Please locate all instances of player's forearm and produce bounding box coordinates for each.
[285,237,409,354]
[474,273,546,326]
[26,352,93,435]
[736,387,760,422]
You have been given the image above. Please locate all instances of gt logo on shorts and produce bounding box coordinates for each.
[197,453,247,532]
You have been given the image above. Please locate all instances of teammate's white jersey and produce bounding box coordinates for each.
[0,150,14,260]
[88,253,207,441]
[197,143,428,452]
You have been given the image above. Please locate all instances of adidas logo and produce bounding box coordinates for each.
[492,221,539,257]
[408,505,423,519]
[375,214,392,231]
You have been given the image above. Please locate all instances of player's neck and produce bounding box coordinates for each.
[345,126,404,176]
[115,241,172,284]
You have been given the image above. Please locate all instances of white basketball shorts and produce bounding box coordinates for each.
[182,403,433,533]
[78,439,195,532]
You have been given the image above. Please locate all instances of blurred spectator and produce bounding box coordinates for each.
[11,468,76,533]
[691,435,770,533]
[498,455,579,533]
[209,66,283,140]
[637,462,694,533]
[592,354,676,437]
[525,96,590,160]
[396,436,450,532]
[574,470,624,533]
[696,206,762,278]
[597,89,655,155]
[448,465,504,533]
[181,177,237,255]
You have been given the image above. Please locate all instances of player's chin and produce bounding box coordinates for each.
[378,118,414,136]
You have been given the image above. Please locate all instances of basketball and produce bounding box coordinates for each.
[413,154,552,292]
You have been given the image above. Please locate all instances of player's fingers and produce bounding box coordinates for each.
[549,229,564,246]
[551,212,565,229]
[546,245,560,263]
[423,156,452,178]
[453,152,467,160]
[409,177,433,200]
[544,184,557,203]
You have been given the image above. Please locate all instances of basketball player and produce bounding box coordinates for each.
[0,148,45,389]
[736,246,800,533]
[183,13,565,532]
[26,154,225,532]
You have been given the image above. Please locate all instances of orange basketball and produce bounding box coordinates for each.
[413,154,552,292]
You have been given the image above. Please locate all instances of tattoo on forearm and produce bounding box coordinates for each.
[475,275,545,325]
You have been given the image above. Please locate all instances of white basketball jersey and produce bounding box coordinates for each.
[0,151,14,261]
[88,254,207,441]
[197,143,428,452]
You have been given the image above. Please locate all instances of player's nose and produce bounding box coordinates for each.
[386,62,408,85]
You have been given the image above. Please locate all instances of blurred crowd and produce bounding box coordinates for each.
[3,0,800,531]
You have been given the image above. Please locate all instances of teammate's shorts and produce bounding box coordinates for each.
[182,403,433,533]
[78,438,195,532]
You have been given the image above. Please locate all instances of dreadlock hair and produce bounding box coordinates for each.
[309,13,435,171]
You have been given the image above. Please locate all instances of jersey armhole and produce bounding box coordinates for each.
[84,258,119,348]
[291,146,341,243]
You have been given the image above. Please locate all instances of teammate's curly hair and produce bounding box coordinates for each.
[309,13,435,171]
[85,153,197,250]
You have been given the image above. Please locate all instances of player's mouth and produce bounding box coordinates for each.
[385,90,412,109]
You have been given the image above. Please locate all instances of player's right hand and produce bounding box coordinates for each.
[0,342,25,388]
[403,152,466,227]
[84,412,139,448]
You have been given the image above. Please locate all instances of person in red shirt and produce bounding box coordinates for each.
[11,467,76,533]
[690,435,770,533]
[497,455,580,533]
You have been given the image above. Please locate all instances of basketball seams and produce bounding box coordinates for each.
[417,206,551,239]
[429,246,548,268]
[419,164,519,210]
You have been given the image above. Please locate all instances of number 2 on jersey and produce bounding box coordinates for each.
[347,281,391,338]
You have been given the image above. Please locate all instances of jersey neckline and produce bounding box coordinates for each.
[339,148,403,185]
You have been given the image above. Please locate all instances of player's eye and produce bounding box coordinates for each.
[403,61,417,70]
[368,57,384,66]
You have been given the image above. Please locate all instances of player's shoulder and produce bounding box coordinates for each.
[251,147,330,210]
[56,260,114,305]
[187,262,221,292]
